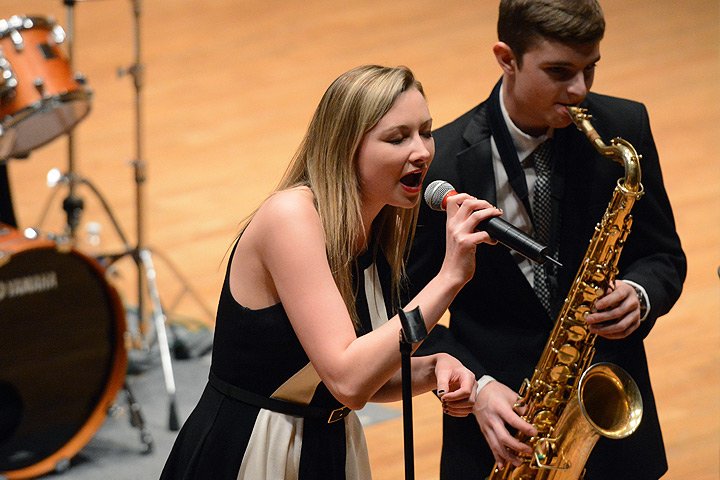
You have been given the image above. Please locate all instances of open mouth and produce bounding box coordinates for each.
[400,171,423,188]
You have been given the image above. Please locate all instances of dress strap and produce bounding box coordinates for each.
[208,371,350,424]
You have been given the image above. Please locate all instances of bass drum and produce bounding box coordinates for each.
[0,225,126,479]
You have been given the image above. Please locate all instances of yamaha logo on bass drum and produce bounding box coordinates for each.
[0,270,58,301]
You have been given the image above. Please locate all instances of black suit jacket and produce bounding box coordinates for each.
[407,84,686,479]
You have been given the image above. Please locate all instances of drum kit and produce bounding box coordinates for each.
[0,1,212,478]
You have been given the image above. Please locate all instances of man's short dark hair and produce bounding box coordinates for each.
[498,0,605,63]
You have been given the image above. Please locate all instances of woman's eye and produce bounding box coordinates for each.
[421,131,433,139]
[388,137,405,145]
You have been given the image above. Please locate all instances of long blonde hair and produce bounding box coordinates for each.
[249,65,424,328]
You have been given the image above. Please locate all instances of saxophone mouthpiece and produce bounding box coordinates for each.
[566,105,589,119]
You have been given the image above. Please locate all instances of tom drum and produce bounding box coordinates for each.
[0,16,92,160]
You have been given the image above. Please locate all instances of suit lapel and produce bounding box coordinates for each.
[451,102,551,322]
[456,103,496,203]
[456,144,495,204]
[456,94,564,320]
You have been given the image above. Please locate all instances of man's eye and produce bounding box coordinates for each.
[584,64,597,75]
[547,67,572,79]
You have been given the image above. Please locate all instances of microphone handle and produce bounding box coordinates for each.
[479,217,551,264]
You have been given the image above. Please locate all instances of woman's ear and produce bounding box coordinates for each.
[493,42,517,75]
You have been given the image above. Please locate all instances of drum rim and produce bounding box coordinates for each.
[0,90,92,126]
[0,16,59,38]
[0,244,128,479]
[0,91,92,158]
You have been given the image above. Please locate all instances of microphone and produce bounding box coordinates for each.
[424,180,562,267]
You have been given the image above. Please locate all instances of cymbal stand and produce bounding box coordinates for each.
[114,0,181,430]
[44,0,156,452]
[60,0,83,239]
[36,0,200,432]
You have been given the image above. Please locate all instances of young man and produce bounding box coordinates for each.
[406,1,686,479]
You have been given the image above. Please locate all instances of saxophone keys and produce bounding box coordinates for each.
[542,389,564,408]
[573,304,592,323]
[581,283,602,302]
[532,409,557,430]
[557,344,581,365]
[508,463,535,480]
[568,325,587,341]
[549,364,572,382]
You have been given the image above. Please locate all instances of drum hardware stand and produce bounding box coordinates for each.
[60,0,84,241]
[122,381,155,453]
[114,0,184,431]
[35,0,216,434]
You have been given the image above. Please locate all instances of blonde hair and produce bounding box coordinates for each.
[246,65,424,328]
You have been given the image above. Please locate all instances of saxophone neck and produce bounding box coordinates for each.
[566,106,643,195]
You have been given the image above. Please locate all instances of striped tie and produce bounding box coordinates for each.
[532,140,553,315]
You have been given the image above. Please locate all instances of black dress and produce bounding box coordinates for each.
[160,245,392,480]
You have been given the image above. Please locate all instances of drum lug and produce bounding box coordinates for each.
[34,77,45,96]
[74,72,88,86]
[51,24,66,45]
[0,57,18,103]
[9,30,23,52]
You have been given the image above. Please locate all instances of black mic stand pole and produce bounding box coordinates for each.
[398,306,428,480]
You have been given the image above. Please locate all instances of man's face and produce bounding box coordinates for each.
[504,38,601,136]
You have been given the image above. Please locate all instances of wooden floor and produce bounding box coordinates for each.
[2,1,718,478]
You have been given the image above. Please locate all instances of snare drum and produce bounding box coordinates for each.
[0,225,126,479]
[0,16,92,160]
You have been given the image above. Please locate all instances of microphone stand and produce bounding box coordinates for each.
[398,306,428,480]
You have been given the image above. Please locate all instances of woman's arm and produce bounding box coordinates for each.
[370,353,477,417]
[240,188,497,410]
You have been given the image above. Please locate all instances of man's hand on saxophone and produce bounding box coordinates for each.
[585,279,645,340]
[472,380,537,470]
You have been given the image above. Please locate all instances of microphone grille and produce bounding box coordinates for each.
[424,180,455,211]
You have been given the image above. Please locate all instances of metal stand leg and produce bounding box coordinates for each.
[139,248,180,431]
[33,169,212,431]
[124,381,154,453]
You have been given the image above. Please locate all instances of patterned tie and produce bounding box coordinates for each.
[532,140,553,315]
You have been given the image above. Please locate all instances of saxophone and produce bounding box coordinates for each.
[488,107,645,480]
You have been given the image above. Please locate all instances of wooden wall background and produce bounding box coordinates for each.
[2,1,718,478]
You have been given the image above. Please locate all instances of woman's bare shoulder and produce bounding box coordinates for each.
[250,186,321,241]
